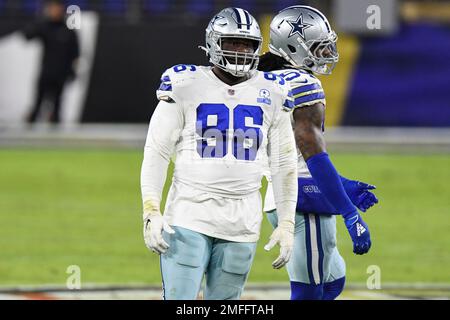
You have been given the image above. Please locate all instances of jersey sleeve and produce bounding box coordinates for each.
[141,99,184,218]
[290,74,326,109]
[272,75,295,112]
[267,106,298,224]
[156,68,177,103]
[156,64,198,103]
[282,86,295,111]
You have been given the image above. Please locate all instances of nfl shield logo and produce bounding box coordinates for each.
[228,89,235,96]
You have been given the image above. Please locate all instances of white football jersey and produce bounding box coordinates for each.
[145,64,295,242]
[264,68,326,212]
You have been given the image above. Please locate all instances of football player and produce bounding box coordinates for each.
[141,7,298,300]
[258,6,377,300]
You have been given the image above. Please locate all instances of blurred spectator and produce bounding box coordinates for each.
[23,0,79,124]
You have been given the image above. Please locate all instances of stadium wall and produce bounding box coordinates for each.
[1,18,449,127]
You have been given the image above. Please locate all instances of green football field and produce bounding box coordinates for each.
[0,149,449,287]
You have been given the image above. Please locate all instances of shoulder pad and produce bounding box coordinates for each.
[156,64,198,102]
[276,69,325,109]
[259,71,294,112]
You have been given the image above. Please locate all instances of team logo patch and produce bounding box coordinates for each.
[257,89,271,105]
[357,223,367,236]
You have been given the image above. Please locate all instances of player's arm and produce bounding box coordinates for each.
[293,104,371,255]
[297,175,378,215]
[22,21,44,40]
[141,98,183,254]
[264,109,298,268]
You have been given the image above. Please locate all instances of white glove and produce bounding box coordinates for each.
[264,220,294,269]
[143,214,175,255]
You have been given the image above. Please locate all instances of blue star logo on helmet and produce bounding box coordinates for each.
[287,13,313,39]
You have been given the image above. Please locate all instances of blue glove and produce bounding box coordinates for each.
[340,179,374,254]
[340,176,378,212]
[306,152,372,255]
[343,213,372,255]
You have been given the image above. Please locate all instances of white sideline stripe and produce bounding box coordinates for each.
[1,289,447,300]
[0,282,450,294]
[1,282,447,291]
[308,214,321,285]
[1,125,450,152]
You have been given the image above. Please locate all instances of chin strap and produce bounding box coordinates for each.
[198,45,208,55]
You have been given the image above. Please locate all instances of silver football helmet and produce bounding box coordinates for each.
[269,6,339,75]
[200,7,262,77]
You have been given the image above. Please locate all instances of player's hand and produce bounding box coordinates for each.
[343,213,371,255]
[341,177,378,212]
[264,221,294,269]
[143,214,175,255]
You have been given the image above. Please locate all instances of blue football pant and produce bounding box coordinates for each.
[266,210,346,299]
[160,226,257,300]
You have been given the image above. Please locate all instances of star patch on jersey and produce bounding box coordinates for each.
[287,14,313,39]
[257,88,271,105]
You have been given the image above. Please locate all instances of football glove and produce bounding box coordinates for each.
[264,220,294,269]
[343,212,371,255]
[143,213,175,255]
[341,176,378,212]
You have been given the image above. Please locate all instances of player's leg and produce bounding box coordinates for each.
[203,239,257,300]
[323,276,346,300]
[160,226,212,300]
[322,249,346,300]
[290,213,329,300]
[265,209,278,228]
[320,215,346,300]
[267,210,324,300]
[49,80,65,123]
[27,78,46,123]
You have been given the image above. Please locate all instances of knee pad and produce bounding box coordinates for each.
[290,281,324,300]
[205,243,255,300]
[221,244,254,275]
[323,277,345,300]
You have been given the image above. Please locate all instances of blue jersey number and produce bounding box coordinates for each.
[263,72,285,85]
[173,64,197,73]
[196,103,229,159]
[196,104,263,161]
[278,71,301,81]
[233,105,263,161]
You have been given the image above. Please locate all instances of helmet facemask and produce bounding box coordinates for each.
[300,31,339,75]
[206,31,262,77]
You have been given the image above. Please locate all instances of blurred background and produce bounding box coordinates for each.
[0,0,449,300]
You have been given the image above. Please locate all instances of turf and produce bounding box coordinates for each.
[0,149,449,286]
